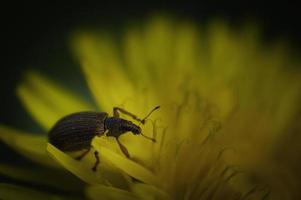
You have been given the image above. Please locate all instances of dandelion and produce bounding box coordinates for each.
[1,15,301,200]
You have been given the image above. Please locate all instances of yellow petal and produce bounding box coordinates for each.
[47,141,130,189]
[93,128,156,168]
[0,183,63,200]
[172,22,200,94]
[17,71,94,130]
[72,33,135,112]
[144,16,174,82]
[131,183,170,200]
[0,125,57,167]
[92,139,157,185]
[123,28,150,86]
[86,185,138,200]
[47,143,106,185]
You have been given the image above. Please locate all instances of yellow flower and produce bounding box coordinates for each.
[1,15,301,199]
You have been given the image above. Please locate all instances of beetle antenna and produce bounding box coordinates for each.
[140,106,160,124]
[141,132,156,142]
[138,106,159,142]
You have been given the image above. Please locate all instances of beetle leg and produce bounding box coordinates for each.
[116,137,130,158]
[103,129,109,136]
[113,107,144,124]
[75,147,91,160]
[92,151,100,172]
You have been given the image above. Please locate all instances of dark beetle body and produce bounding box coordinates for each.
[48,112,108,151]
[48,106,159,171]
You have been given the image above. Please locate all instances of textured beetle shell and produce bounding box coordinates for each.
[48,112,108,151]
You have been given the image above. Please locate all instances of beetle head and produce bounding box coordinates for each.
[105,117,141,137]
[122,120,156,142]
[120,120,141,135]
[105,117,155,142]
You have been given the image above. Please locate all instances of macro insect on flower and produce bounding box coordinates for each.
[48,106,159,171]
[1,15,301,200]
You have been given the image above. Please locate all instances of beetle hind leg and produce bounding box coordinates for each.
[92,151,100,172]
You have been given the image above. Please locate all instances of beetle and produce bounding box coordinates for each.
[48,106,159,171]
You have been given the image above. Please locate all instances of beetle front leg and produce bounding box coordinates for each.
[113,107,144,124]
[116,137,130,158]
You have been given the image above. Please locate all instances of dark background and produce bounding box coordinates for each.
[0,1,300,159]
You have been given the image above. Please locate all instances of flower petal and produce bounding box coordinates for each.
[72,33,135,112]
[92,139,157,185]
[93,127,157,168]
[174,22,199,73]
[86,185,138,200]
[0,183,64,200]
[144,16,175,82]
[0,125,56,167]
[123,28,150,86]
[47,143,106,185]
[17,71,94,130]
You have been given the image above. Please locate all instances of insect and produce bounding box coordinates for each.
[48,106,159,171]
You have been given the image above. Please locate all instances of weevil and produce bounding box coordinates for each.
[48,106,159,171]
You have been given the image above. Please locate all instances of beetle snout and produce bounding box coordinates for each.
[132,126,141,135]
